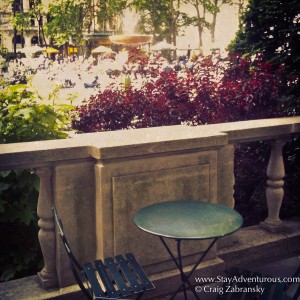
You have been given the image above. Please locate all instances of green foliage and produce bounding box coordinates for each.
[11,12,32,32]
[45,0,127,45]
[182,0,219,46]
[132,0,189,44]
[131,0,170,37]
[0,170,42,282]
[0,83,72,143]
[229,0,300,66]
[45,0,85,46]
[22,0,48,45]
[97,0,127,32]
[0,79,73,282]
[229,0,300,112]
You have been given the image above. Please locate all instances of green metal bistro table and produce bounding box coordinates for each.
[134,200,243,300]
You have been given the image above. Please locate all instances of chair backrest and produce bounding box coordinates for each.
[52,205,93,300]
[52,205,153,300]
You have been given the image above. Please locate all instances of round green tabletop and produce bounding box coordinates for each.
[134,200,243,240]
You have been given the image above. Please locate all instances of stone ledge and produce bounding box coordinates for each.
[218,218,300,267]
[144,257,225,299]
[1,220,299,300]
[0,276,81,300]
[1,116,299,169]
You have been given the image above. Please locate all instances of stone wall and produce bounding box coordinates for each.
[0,117,299,293]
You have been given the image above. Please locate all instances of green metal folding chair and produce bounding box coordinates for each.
[52,205,155,300]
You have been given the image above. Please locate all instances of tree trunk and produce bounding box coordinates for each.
[151,1,157,44]
[38,17,42,45]
[195,3,203,47]
[237,0,244,27]
[64,42,69,57]
[41,24,47,47]
[101,1,107,31]
[210,0,219,43]
[13,27,17,54]
[170,0,177,46]
[13,5,17,54]
[211,13,217,43]
[21,29,24,48]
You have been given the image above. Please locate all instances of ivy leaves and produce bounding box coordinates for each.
[0,81,72,282]
[0,84,72,143]
[0,170,39,225]
[0,169,41,281]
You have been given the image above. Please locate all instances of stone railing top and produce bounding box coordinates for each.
[80,124,228,159]
[209,117,300,142]
[0,116,299,169]
[0,138,91,170]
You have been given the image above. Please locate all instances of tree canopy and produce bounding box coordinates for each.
[229,0,300,113]
[229,0,300,76]
[97,0,127,32]
[44,0,127,46]
[45,0,85,47]
[131,0,170,43]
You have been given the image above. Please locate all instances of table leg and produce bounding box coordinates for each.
[159,237,219,299]
[176,239,188,300]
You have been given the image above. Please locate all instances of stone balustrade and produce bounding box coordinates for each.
[0,116,299,294]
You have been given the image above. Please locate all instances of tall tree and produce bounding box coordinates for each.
[45,0,85,47]
[97,0,127,32]
[11,9,31,48]
[7,0,47,48]
[165,0,186,45]
[45,0,127,48]
[28,0,48,46]
[131,0,170,43]
[184,0,217,47]
[229,0,300,112]
[10,0,22,53]
[133,0,187,45]
[210,0,232,43]
[232,0,247,27]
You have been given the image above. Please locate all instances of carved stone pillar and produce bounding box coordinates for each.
[261,139,286,232]
[36,167,58,288]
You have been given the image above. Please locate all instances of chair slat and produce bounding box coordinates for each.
[222,270,244,300]
[289,282,300,300]
[126,253,155,290]
[52,205,154,299]
[94,260,119,299]
[104,257,132,297]
[115,255,143,294]
[290,263,300,300]
[259,279,273,300]
[272,282,286,300]
[84,263,106,298]
[244,272,262,300]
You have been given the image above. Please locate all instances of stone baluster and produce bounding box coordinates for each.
[36,167,58,288]
[261,139,286,232]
